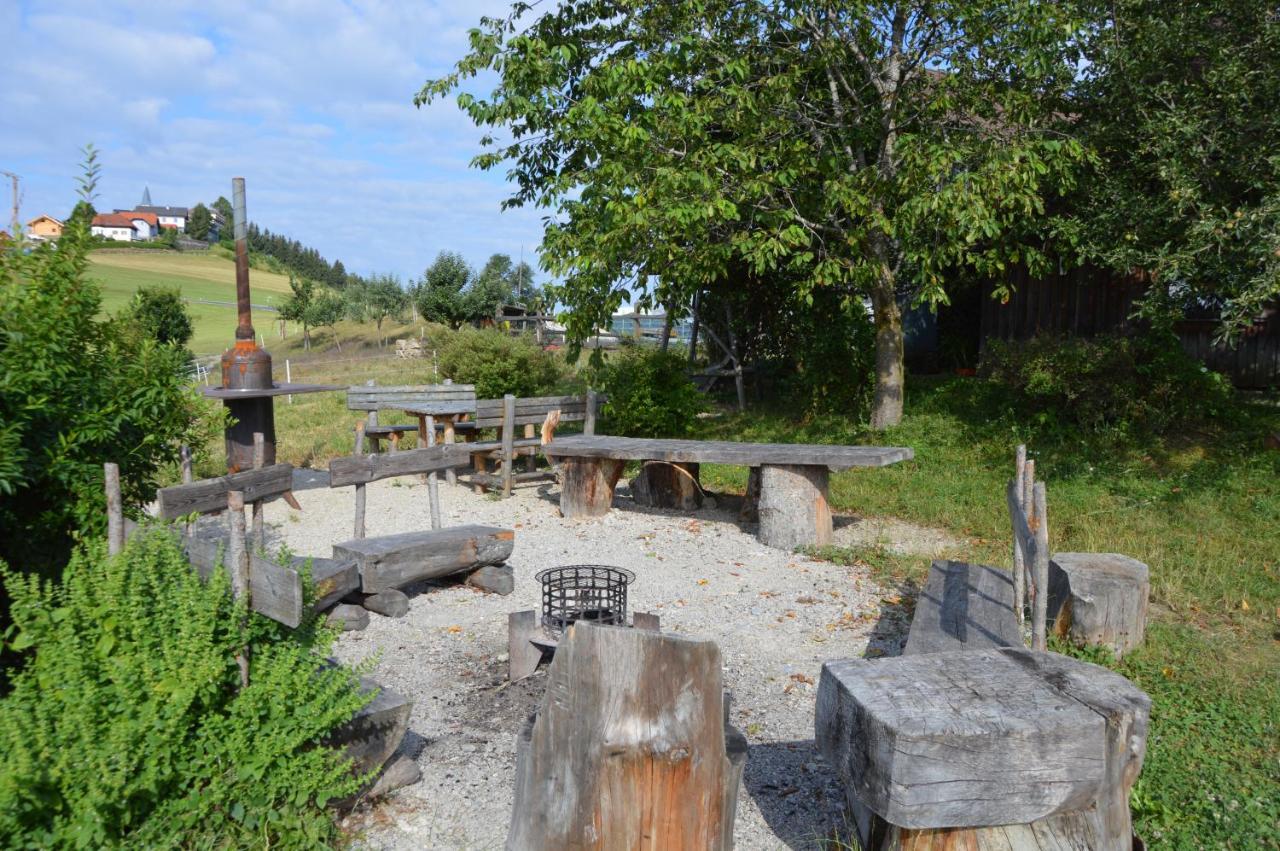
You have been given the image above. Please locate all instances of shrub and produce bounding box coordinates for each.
[594,345,707,437]
[0,530,371,848]
[776,290,875,419]
[126,285,194,349]
[436,328,562,399]
[981,330,1232,434]
[0,229,221,574]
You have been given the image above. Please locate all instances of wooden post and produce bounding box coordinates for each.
[473,448,486,495]
[757,464,832,550]
[559,458,625,518]
[688,290,701,365]
[507,623,746,850]
[501,394,516,497]
[1023,458,1036,618]
[180,445,194,540]
[1013,444,1027,625]
[508,609,543,681]
[426,415,442,530]
[1031,481,1050,652]
[285,358,293,403]
[353,424,367,539]
[443,415,457,486]
[584,388,598,436]
[251,432,266,551]
[524,423,537,473]
[104,462,124,556]
[227,489,251,688]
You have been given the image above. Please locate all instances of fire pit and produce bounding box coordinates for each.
[508,565,657,680]
[536,565,635,636]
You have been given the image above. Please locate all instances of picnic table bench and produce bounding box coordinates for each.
[542,435,912,549]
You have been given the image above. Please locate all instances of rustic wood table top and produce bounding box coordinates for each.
[544,435,912,470]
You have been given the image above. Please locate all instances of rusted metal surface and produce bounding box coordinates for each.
[232,177,254,341]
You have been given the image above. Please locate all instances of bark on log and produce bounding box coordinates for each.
[507,623,746,850]
[559,457,625,518]
[757,464,832,550]
[816,648,1149,842]
[631,461,702,510]
[1049,553,1150,658]
[333,525,515,593]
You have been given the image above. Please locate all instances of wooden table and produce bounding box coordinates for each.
[402,400,474,486]
[543,435,913,549]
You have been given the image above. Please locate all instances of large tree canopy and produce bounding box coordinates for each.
[420,0,1089,427]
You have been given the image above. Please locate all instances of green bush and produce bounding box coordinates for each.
[981,331,1232,434]
[126,285,194,349]
[0,530,371,848]
[1,230,221,575]
[776,290,875,419]
[436,328,563,399]
[594,345,707,437]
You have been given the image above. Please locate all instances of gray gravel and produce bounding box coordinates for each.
[260,470,946,850]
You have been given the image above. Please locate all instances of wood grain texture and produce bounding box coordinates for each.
[184,530,304,628]
[346,383,476,413]
[156,464,293,519]
[330,677,413,779]
[507,623,746,850]
[301,556,360,612]
[1049,553,1150,658]
[903,561,1023,656]
[508,610,544,681]
[559,457,625,518]
[757,464,832,550]
[328,443,472,486]
[631,461,703,509]
[333,525,516,593]
[815,648,1149,831]
[546,435,913,470]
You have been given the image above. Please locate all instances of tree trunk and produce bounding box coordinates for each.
[868,273,904,430]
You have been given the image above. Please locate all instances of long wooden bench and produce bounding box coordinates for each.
[541,435,912,549]
[346,383,477,489]
[465,390,602,497]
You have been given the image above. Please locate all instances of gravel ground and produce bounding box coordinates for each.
[260,470,955,850]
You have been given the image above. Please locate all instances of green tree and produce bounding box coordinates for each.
[364,274,409,344]
[306,288,346,352]
[1072,0,1280,336]
[420,0,1089,428]
[465,253,516,321]
[127,286,194,349]
[186,203,212,240]
[66,200,96,231]
[211,196,234,246]
[279,274,317,350]
[415,251,471,328]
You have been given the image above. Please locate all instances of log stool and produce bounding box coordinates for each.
[1049,553,1150,658]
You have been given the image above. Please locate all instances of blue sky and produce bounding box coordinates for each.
[0,0,548,283]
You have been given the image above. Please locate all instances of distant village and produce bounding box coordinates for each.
[18,187,224,245]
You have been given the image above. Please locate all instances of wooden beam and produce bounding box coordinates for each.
[333,525,515,593]
[328,443,471,487]
[903,560,1023,656]
[544,435,912,470]
[156,464,293,519]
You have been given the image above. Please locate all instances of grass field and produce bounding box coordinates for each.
[88,250,295,356]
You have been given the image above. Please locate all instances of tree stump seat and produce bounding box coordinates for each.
[1049,553,1150,658]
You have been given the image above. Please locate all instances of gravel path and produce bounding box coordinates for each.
[261,470,954,850]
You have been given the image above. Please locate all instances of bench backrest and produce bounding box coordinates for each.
[328,444,471,487]
[156,464,294,519]
[346,383,476,416]
[473,392,602,430]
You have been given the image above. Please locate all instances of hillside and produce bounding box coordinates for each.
[88,250,295,355]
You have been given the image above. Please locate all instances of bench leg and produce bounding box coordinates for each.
[631,461,702,509]
[444,417,456,486]
[524,424,537,473]
[473,451,486,495]
[757,464,832,550]
[559,457,625,518]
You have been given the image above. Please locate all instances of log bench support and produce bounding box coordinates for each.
[757,463,832,550]
[559,458,626,518]
[630,461,702,510]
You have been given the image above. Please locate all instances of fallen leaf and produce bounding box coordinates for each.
[796,595,819,604]
[789,673,815,685]
[447,625,463,634]
[697,578,709,586]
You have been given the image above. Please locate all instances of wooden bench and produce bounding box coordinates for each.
[465,390,602,497]
[346,383,476,486]
[542,435,912,549]
[902,560,1022,656]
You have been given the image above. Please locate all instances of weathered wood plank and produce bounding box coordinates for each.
[1048,553,1150,658]
[333,525,516,593]
[758,463,832,549]
[183,532,304,628]
[156,464,293,519]
[546,435,913,469]
[346,384,476,412]
[815,648,1150,832]
[507,623,745,850]
[328,444,471,486]
[903,560,1023,656]
[299,556,360,612]
[330,677,413,778]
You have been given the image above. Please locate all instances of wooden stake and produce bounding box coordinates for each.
[443,415,457,486]
[501,394,516,497]
[1023,457,1036,617]
[180,445,194,540]
[251,432,266,551]
[353,423,367,539]
[426,415,441,530]
[227,489,251,688]
[585,388,599,436]
[524,423,537,473]
[104,462,124,555]
[1012,445,1027,625]
[1032,481,1050,652]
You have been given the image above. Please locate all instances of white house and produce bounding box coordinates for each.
[133,205,188,230]
[91,212,137,242]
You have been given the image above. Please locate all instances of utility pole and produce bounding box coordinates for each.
[0,170,19,238]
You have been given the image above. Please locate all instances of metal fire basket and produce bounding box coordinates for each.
[536,565,635,636]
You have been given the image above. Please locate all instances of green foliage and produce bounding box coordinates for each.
[466,253,516,321]
[0,226,220,573]
[593,345,706,438]
[0,531,371,848]
[415,251,471,328]
[768,289,875,419]
[126,285,194,349]
[981,332,1232,434]
[185,203,212,241]
[357,273,410,339]
[436,328,563,399]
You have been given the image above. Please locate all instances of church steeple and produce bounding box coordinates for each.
[140,186,152,206]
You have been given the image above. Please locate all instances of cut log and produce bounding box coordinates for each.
[1049,553,1150,658]
[465,563,515,595]
[333,525,515,594]
[300,556,361,612]
[757,463,832,550]
[156,464,293,519]
[331,678,413,778]
[903,560,1022,656]
[326,603,370,631]
[507,623,746,850]
[559,457,625,518]
[355,589,410,618]
[816,648,1149,838]
[631,461,703,510]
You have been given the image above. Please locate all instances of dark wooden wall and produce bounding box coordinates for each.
[980,266,1279,389]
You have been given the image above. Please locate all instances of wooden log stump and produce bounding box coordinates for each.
[1049,553,1150,658]
[465,563,515,595]
[326,603,370,631]
[508,623,746,850]
[559,457,625,518]
[757,463,832,550]
[333,525,515,593]
[816,648,1149,848]
[331,677,413,779]
[631,461,703,509]
[354,589,410,618]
